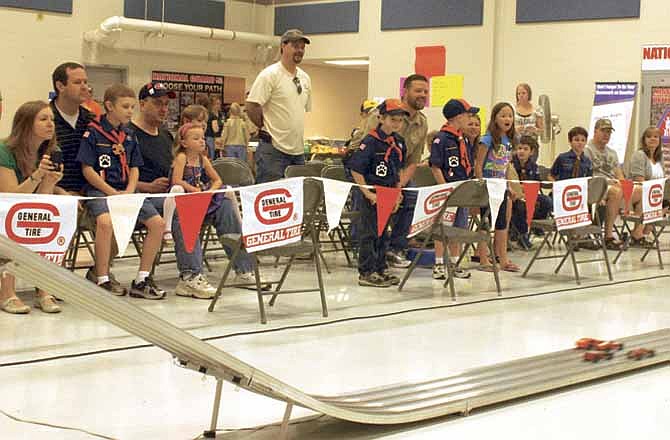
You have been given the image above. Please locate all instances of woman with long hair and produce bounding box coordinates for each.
[0,100,65,314]
[514,83,544,157]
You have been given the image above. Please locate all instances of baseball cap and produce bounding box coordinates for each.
[281,29,311,45]
[138,82,176,100]
[360,99,378,113]
[378,99,409,117]
[594,118,615,131]
[443,99,479,119]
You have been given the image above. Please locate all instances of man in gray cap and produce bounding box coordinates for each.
[584,118,624,249]
[246,29,313,183]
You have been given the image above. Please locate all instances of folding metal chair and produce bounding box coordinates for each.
[208,178,328,324]
[285,164,322,178]
[320,164,358,267]
[522,176,613,285]
[398,180,501,299]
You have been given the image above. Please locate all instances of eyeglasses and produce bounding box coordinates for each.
[292,77,302,95]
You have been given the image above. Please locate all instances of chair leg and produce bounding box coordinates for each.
[253,259,268,324]
[207,244,241,312]
[652,225,665,269]
[335,226,353,267]
[522,233,549,277]
[600,234,613,281]
[269,255,295,306]
[442,255,457,301]
[489,236,502,295]
[313,241,328,318]
[398,233,430,291]
[567,239,581,285]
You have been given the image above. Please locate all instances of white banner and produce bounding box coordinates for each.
[485,178,507,230]
[553,178,591,230]
[408,182,462,237]
[240,178,304,252]
[321,179,352,233]
[642,178,666,224]
[641,45,670,71]
[107,194,147,257]
[0,195,78,265]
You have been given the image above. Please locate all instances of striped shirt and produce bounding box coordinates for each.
[51,101,93,192]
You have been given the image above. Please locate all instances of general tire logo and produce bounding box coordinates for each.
[562,185,583,211]
[424,188,452,215]
[648,183,664,207]
[254,189,294,225]
[5,203,61,245]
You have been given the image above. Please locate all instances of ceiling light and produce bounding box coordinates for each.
[323,59,369,66]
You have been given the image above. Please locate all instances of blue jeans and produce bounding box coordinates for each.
[171,196,253,276]
[389,181,417,253]
[255,140,305,183]
[206,136,216,160]
[353,189,388,275]
[511,194,552,234]
[224,145,248,161]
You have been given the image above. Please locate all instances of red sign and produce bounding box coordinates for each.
[5,203,61,245]
[648,183,664,207]
[423,188,451,215]
[254,189,295,225]
[562,185,583,211]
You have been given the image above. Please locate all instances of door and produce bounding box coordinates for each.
[640,72,670,175]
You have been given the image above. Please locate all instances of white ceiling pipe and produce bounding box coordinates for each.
[83,16,280,47]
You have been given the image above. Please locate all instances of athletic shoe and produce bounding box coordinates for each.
[87,268,126,296]
[517,234,533,251]
[449,265,472,279]
[386,250,411,268]
[129,277,166,300]
[432,264,446,280]
[380,271,400,285]
[175,274,217,299]
[358,272,392,288]
[234,272,272,291]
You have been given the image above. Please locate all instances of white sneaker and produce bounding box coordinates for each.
[234,272,255,283]
[175,274,217,299]
[432,264,446,280]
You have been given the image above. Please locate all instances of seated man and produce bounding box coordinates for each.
[583,119,624,250]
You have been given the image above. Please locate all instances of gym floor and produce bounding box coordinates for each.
[1,245,669,439]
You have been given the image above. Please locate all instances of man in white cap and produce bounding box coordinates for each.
[246,29,312,183]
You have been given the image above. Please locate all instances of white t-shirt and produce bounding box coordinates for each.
[651,161,665,179]
[247,62,312,155]
[54,101,79,129]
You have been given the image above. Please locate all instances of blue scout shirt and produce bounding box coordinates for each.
[512,155,541,181]
[77,115,144,191]
[348,126,406,187]
[550,150,593,180]
[430,125,472,182]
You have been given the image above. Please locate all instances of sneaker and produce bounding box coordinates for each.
[234,272,272,291]
[130,277,166,300]
[386,250,411,268]
[380,271,400,285]
[450,265,472,279]
[175,274,216,299]
[432,264,446,280]
[358,272,392,288]
[517,234,533,251]
[87,268,126,296]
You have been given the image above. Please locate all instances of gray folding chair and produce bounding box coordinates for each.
[285,164,322,178]
[208,178,328,324]
[413,165,437,187]
[522,176,613,285]
[398,180,501,299]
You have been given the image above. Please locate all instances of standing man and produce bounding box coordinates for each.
[351,74,429,267]
[246,29,312,183]
[50,62,93,193]
[584,118,624,250]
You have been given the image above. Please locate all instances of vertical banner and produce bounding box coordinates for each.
[321,179,352,232]
[408,182,463,237]
[642,178,666,224]
[0,195,78,265]
[650,87,670,176]
[553,178,591,230]
[588,82,638,164]
[521,181,541,229]
[240,178,304,252]
[375,186,402,237]
[485,179,507,230]
[107,194,146,257]
[175,192,213,253]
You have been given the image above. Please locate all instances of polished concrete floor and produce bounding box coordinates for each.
[1,241,669,439]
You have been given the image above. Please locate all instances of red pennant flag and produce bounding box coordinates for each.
[175,192,213,252]
[619,179,634,214]
[375,186,402,237]
[521,182,540,229]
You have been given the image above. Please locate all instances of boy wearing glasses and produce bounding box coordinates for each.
[246,29,312,183]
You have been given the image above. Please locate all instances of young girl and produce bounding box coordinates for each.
[221,102,250,161]
[171,123,257,291]
[475,102,520,272]
[180,104,208,131]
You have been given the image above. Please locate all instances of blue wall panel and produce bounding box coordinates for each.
[516,0,640,23]
[124,0,225,29]
[0,0,72,14]
[381,0,483,30]
[274,1,359,36]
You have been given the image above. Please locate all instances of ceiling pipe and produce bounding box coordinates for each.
[83,16,280,47]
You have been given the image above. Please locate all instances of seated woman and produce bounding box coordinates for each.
[0,101,65,314]
[628,127,665,247]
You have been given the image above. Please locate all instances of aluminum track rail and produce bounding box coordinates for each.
[1,234,668,428]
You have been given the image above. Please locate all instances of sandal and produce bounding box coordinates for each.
[477,264,495,273]
[501,262,521,272]
[1,297,31,314]
[605,237,623,250]
[630,236,655,249]
[34,295,61,314]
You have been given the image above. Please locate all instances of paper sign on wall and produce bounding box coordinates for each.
[588,82,637,164]
[415,46,446,78]
[430,75,464,108]
[553,178,591,230]
[642,178,666,224]
[240,178,304,252]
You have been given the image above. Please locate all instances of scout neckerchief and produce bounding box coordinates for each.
[368,127,403,163]
[440,124,472,176]
[88,120,130,183]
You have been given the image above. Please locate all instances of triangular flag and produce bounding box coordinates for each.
[619,179,634,214]
[375,186,402,237]
[107,193,147,257]
[485,178,507,230]
[521,181,541,229]
[175,192,213,253]
[322,179,353,232]
[162,185,185,233]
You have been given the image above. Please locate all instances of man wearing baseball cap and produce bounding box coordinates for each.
[584,118,624,249]
[246,29,312,183]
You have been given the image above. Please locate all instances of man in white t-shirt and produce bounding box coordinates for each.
[246,29,312,183]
